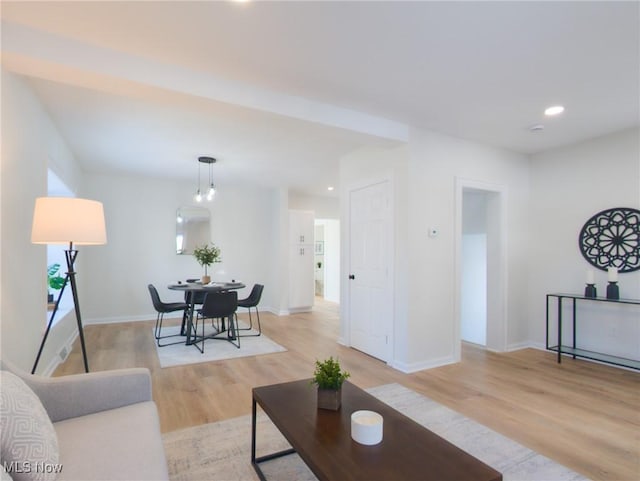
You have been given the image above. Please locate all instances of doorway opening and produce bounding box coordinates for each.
[456,179,506,359]
[461,191,489,346]
[314,219,340,304]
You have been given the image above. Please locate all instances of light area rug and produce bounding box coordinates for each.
[154,322,286,368]
[163,383,589,481]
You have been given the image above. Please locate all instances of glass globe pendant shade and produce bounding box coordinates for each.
[206,184,216,201]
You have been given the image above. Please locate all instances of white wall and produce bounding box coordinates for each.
[402,129,530,371]
[289,192,339,219]
[0,71,285,373]
[82,173,280,323]
[4,67,637,375]
[271,188,290,315]
[339,135,528,372]
[1,70,84,372]
[528,128,640,359]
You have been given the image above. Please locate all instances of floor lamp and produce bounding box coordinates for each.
[31,197,107,374]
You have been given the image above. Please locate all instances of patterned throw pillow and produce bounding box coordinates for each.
[0,371,59,481]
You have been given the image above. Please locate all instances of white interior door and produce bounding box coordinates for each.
[348,180,392,362]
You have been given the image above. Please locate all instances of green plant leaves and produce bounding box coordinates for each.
[311,356,350,390]
[47,263,65,291]
[193,243,221,267]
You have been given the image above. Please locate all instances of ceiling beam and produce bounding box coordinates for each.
[2,21,409,142]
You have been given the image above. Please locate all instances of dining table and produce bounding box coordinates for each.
[168,281,245,346]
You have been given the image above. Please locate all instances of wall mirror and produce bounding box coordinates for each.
[176,206,210,254]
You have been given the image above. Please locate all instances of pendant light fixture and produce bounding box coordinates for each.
[194,156,216,202]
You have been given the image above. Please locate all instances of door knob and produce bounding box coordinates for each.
[349,274,355,280]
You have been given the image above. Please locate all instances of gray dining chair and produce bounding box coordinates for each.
[237,284,264,337]
[194,291,240,352]
[148,284,188,347]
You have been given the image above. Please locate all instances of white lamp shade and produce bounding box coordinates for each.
[31,197,107,245]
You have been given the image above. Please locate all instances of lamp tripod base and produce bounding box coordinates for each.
[32,246,89,374]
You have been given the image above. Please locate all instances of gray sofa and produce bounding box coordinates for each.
[0,360,169,481]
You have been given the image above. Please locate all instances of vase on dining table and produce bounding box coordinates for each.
[193,243,221,287]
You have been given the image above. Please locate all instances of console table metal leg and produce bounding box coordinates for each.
[557,297,562,364]
[545,295,550,351]
[572,298,577,359]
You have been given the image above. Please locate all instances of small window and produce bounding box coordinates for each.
[46,169,74,325]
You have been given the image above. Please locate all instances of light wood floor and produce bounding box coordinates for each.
[55,298,639,481]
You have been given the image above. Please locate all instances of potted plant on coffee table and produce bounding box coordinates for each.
[193,243,221,284]
[311,357,350,411]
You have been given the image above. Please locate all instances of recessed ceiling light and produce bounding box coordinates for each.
[327,186,334,191]
[544,105,565,116]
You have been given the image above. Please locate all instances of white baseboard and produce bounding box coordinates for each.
[85,305,283,325]
[85,313,159,325]
[42,329,78,377]
[260,306,287,316]
[505,341,540,352]
[42,356,61,377]
[526,342,547,351]
[389,355,457,373]
[287,306,312,314]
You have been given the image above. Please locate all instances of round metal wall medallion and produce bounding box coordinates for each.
[578,207,640,273]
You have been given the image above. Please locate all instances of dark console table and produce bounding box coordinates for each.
[546,293,640,370]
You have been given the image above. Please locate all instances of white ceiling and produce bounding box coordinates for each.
[2,1,638,197]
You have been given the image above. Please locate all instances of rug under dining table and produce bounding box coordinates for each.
[153,321,287,368]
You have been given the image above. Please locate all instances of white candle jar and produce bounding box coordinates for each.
[351,410,383,445]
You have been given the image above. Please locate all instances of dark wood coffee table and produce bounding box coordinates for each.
[251,380,502,481]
